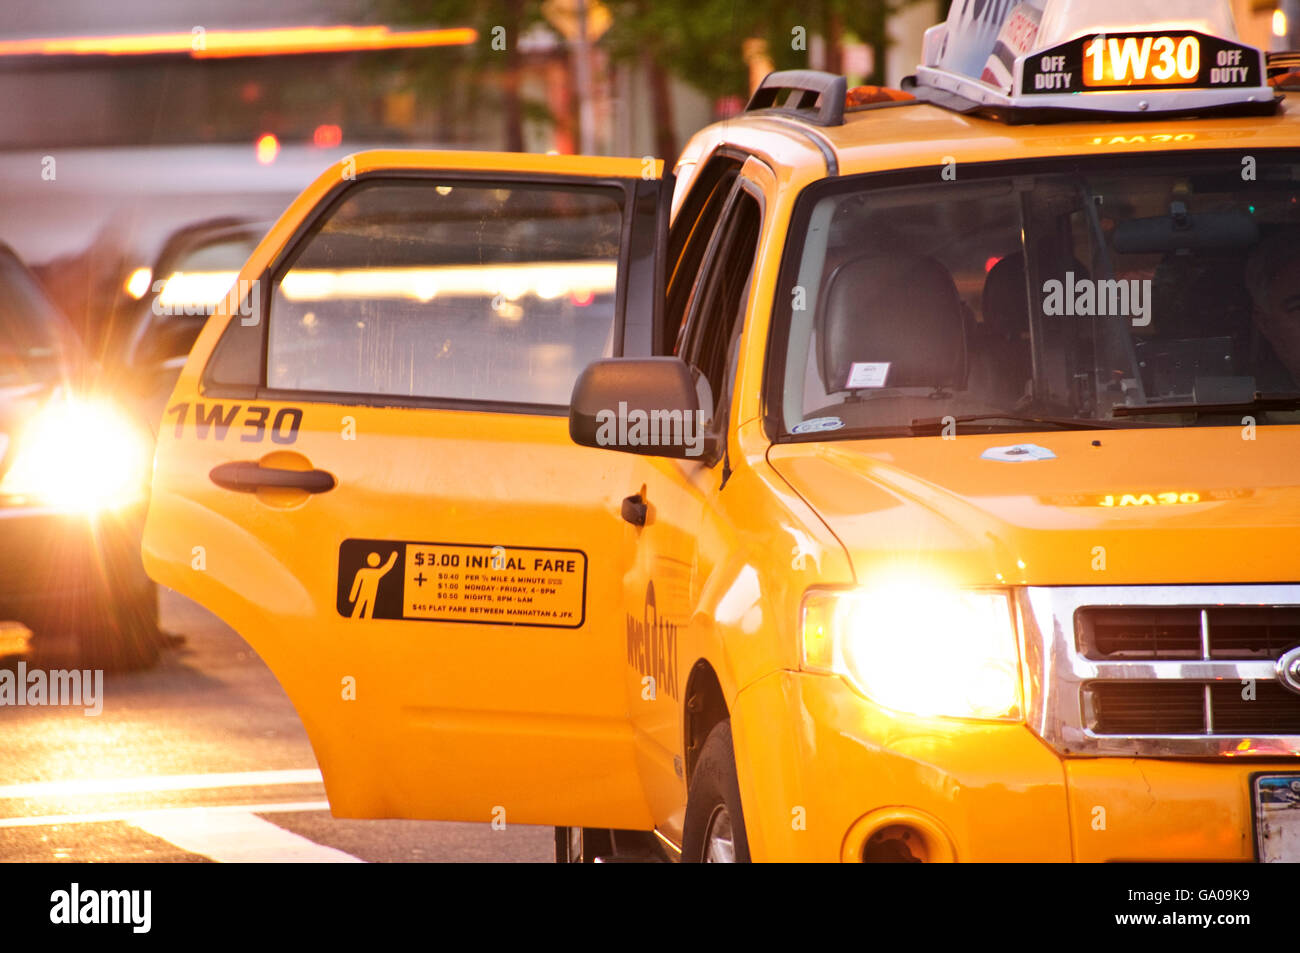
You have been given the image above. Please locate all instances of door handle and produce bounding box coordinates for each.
[621,493,647,526]
[209,460,336,494]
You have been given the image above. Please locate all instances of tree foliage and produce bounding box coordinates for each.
[381,0,547,149]
[604,0,928,98]
[380,0,933,150]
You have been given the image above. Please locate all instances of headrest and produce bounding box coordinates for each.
[818,254,967,392]
[981,253,1029,340]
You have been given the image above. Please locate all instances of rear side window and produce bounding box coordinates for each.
[664,154,743,353]
[265,180,625,407]
[682,189,762,431]
[132,231,263,368]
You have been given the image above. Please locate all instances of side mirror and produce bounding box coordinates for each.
[569,357,716,462]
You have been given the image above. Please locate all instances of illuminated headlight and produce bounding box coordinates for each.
[801,583,1022,721]
[0,398,150,510]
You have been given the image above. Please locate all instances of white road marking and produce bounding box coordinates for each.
[0,800,332,829]
[130,809,364,863]
[0,768,323,800]
[0,770,362,861]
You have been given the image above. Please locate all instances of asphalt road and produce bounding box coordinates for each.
[0,591,554,863]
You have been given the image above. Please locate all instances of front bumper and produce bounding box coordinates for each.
[731,669,1294,861]
[0,500,151,630]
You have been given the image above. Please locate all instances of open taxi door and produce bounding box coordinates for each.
[143,151,671,829]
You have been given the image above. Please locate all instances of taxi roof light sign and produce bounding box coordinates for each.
[914,0,1276,118]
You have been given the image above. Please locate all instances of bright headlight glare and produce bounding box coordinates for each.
[0,398,150,510]
[801,585,1022,721]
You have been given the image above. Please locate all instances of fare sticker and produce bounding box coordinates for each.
[337,539,587,628]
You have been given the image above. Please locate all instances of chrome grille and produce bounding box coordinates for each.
[1087,683,1205,735]
[1019,585,1300,757]
[1078,606,1300,660]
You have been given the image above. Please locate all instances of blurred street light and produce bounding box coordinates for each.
[255,133,279,164]
[1279,1,1300,50]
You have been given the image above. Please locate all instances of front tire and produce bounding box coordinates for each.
[681,720,751,863]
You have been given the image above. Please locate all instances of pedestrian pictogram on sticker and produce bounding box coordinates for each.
[346,549,399,619]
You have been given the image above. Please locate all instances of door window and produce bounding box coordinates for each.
[266,180,625,407]
[134,230,263,368]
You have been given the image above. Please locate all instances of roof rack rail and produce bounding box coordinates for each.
[745,70,847,127]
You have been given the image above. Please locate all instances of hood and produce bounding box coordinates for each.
[768,427,1300,587]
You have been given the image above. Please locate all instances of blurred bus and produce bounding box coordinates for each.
[0,2,480,362]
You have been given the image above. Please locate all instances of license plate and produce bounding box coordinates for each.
[1253,774,1300,863]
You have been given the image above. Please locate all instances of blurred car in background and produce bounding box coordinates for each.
[0,242,159,669]
[0,144,350,366]
[115,216,268,420]
[0,143,354,673]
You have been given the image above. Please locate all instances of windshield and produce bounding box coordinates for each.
[772,151,1300,437]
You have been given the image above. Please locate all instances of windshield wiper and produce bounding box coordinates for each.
[1111,393,1300,418]
[907,413,1120,435]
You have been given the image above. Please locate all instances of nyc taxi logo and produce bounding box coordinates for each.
[626,581,679,700]
[1098,491,1201,506]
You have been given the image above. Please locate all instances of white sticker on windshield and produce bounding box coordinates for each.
[846,362,890,389]
[792,416,844,434]
[981,443,1057,462]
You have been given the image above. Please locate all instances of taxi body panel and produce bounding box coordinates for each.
[817,102,1300,176]
[145,150,667,828]
[731,669,1073,862]
[146,403,654,826]
[144,53,1300,856]
[767,427,1300,588]
[732,668,1290,861]
[616,152,857,845]
[648,91,1300,859]
[1063,759,1261,862]
[622,425,856,846]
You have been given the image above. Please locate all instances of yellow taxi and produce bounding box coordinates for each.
[143,0,1300,861]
